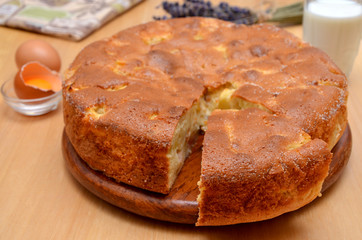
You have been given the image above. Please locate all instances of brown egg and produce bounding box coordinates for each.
[14,61,62,99]
[15,39,61,72]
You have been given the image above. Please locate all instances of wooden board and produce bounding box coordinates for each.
[62,125,352,225]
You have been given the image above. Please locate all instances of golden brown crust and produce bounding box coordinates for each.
[233,84,347,149]
[197,109,332,226]
[64,98,172,193]
[63,17,348,223]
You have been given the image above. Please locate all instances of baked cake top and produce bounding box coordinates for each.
[64,17,347,148]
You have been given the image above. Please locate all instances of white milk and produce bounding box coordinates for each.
[303,0,362,76]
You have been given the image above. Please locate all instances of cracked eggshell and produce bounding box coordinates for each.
[14,61,62,99]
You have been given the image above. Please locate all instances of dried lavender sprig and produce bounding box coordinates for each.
[153,0,258,25]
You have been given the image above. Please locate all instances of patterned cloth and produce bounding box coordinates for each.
[0,0,143,41]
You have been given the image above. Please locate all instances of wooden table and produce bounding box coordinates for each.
[1,1,361,239]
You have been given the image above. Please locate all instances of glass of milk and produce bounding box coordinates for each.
[303,0,362,77]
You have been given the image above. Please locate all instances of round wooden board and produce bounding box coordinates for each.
[62,125,352,224]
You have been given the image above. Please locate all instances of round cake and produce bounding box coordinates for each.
[63,17,348,226]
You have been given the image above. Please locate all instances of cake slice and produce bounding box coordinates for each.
[197,108,332,226]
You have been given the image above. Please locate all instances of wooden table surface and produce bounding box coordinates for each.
[1,1,361,239]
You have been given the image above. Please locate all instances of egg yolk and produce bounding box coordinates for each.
[26,78,52,90]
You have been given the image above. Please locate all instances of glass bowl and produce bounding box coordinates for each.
[1,79,62,116]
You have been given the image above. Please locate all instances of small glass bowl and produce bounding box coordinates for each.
[1,79,62,116]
